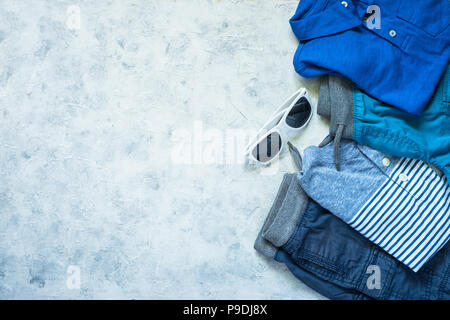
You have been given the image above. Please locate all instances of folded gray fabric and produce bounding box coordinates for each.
[317,75,354,170]
[317,76,332,119]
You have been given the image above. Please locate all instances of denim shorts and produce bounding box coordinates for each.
[255,174,450,300]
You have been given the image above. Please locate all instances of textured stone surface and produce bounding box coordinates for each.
[0,0,328,299]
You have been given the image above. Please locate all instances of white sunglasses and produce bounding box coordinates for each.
[244,88,312,165]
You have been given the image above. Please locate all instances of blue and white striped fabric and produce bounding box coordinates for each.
[349,158,450,272]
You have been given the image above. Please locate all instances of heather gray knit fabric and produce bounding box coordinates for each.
[317,76,332,119]
[254,173,308,259]
[318,75,354,138]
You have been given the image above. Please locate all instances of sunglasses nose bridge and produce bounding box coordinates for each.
[275,127,289,141]
[246,89,312,165]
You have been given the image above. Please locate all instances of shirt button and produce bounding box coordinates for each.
[389,30,397,37]
[399,173,409,182]
[341,1,348,7]
[382,158,391,167]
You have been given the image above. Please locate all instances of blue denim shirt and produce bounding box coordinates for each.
[290,0,450,115]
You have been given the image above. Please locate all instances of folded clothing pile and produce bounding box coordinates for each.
[255,173,449,300]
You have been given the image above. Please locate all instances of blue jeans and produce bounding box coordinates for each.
[255,174,450,300]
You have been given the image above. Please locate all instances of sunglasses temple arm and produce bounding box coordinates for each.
[287,141,302,171]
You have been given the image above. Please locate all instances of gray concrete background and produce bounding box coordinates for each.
[0,0,329,299]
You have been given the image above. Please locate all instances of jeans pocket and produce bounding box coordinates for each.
[291,248,351,287]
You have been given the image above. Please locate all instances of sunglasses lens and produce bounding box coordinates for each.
[251,132,282,163]
[286,97,312,128]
